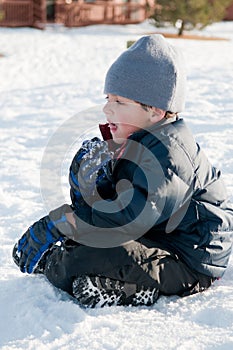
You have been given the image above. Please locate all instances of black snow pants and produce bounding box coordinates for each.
[44,237,215,297]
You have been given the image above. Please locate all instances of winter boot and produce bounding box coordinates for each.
[72,275,159,308]
[131,286,159,306]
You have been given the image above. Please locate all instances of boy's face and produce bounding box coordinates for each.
[103,94,164,144]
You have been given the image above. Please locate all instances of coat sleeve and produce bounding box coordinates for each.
[65,140,196,248]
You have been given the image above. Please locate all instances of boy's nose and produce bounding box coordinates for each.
[103,102,112,116]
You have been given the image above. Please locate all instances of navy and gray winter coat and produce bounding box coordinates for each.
[67,117,233,279]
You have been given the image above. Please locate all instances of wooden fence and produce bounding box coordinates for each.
[63,1,147,27]
[0,0,45,28]
[0,0,148,28]
[0,0,34,27]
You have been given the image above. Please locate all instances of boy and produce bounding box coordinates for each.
[13,35,233,308]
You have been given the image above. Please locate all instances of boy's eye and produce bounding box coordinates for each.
[116,100,124,105]
[105,96,124,105]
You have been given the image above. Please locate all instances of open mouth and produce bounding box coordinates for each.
[108,122,118,132]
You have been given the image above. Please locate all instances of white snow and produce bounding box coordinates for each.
[0,20,233,349]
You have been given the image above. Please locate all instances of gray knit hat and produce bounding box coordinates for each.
[104,35,186,112]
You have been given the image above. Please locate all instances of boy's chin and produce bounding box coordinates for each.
[112,136,126,144]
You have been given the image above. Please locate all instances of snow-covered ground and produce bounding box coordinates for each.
[0,20,233,349]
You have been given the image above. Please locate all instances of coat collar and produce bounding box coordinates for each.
[128,116,179,142]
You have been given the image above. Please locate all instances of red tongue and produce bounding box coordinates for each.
[99,123,113,140]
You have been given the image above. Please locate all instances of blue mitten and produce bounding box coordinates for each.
[69,137,112,207]
[16,204,75,274]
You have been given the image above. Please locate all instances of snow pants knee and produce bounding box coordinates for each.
[44,237,214,297]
